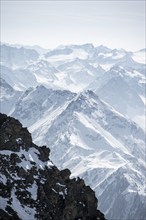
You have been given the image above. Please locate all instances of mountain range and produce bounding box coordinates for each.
[0,42,146,220]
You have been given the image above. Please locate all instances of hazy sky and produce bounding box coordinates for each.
[1,0,145,51]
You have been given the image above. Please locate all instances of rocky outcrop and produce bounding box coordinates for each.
[0,113,106,220]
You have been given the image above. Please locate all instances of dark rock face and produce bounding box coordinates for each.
[0,113,106,220]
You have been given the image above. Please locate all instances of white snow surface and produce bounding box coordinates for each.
[11,189,36,220]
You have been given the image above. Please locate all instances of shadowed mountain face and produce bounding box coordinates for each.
[0,113,106,220]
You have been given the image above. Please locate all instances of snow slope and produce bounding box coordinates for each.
[11,86,76,127]
[0,65,38,91]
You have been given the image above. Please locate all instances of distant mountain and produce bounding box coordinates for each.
[45,43,95,59]
[1,42,50,54]
[0,43,145,93]
[98,75,144,116]
[0,65,38,91]
[0,44,39,68]
[22,45,50,55]
[55,58,105,92]
[0,113,105,220]
[26,60,60,89]
[87,65,145,125]
[132,48,146,64]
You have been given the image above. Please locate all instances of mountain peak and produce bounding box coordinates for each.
[96,45,111,53]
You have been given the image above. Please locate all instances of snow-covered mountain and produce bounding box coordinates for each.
[45,43,95,62]
[0,43,145,94]
[0,44,39,69]
[11,86,76,127]
[0,65,38,91]
[0,42,50,54]
[132,48,146,64]
[0,42,146,220]
[87,65,145,128]
[9,87,146,220]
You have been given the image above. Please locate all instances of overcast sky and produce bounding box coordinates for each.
[1,0,145,51]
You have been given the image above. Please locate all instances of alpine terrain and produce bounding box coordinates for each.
[0,113,106,220]
[0,42,146,220]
